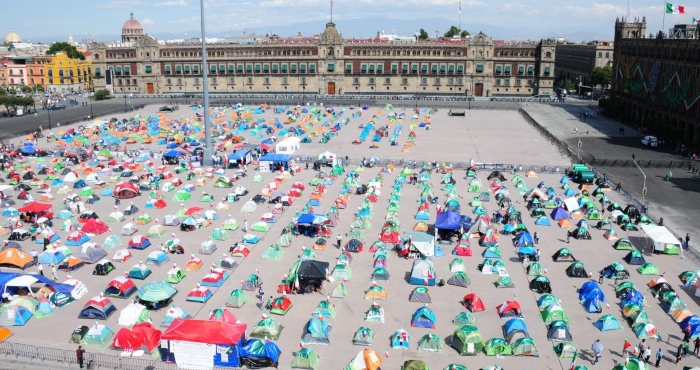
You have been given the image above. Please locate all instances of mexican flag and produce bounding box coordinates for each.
[693,18,700,24]
[666,3,685,14]
[569,350,578,370]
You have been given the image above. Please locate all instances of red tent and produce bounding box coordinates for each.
[113,182,140,199]
[496,300,522,318]
[131,322,162,352]
[18,201,52,213]
[463,293,486,312]
[161,319,247,345]
[208,308,238,323]
[112,328,144,350]
[81,219,110,235]
[452,245,472,257]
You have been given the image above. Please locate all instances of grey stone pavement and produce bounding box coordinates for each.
[1,102,699,370]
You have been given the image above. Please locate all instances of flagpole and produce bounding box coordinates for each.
[662,1,666,35]
[330,0,333,23]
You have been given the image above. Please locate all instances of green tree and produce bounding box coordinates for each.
[21,85,32,93]
[590,66,612,90]
[460,30,470,37]
[417,29,429,41]
[557,78,576,92]
[444,26,461,38]
[94,89,111,101]
[46,41,85,60]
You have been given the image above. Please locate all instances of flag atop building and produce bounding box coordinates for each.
[665,3,685,14]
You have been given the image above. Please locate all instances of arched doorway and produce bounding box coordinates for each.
[474,83,484,96]
[327,82,336,95]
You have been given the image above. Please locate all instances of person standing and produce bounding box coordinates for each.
[676,343,683,364]
[686,233,690,248]
[51,264,59,282]
[566,229,571,243]
[37,263,43,276]
[591,339,603,365]
[694,337,700,355]
[533,231,540,244]
[76,346,85,368]
[598,270,604,284]
[655,348,663,367]
[637,339,646,359]
[336,233,343,249]
[243,220,248,233]
[622,339,632,358]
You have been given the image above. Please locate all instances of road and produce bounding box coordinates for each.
[0,95,526,140]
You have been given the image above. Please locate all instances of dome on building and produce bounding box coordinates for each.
[4,30,21,44]
[122,12,142,30]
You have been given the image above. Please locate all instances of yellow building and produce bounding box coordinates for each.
[44,52,93,93]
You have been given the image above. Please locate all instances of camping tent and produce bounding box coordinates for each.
[410,306,437,328]
[409,259,436,285]
[450,325,483,355]
[291,347,320,370]
[161,319,247,368]
[640,225,682,254]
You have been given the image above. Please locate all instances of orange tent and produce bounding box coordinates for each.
[557,219,572,228]
[0,327,12,342]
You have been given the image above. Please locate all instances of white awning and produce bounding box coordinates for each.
[563,197,580,212]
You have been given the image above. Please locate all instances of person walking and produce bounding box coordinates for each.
[694,337,700,355]
[51,264,59,282]
[637,339,646,359]
[686,233,690,248]
[598,270,604,284]
[533,231,540,244]
[76,345,85,368]
[243,220,248,233]
[37,263,43,276]
[566,229,571,243]
[591,339,604,365]
[336,233,343,249]
[676,343,683,364]
[622,339,632,358]
[655,348,663,367]
[644,346,651,364]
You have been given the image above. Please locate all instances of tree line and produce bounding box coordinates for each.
[416,26,470,41]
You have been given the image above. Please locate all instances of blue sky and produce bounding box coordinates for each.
[6,0,698,41]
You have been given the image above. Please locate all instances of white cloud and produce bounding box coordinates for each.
[142,18,155,25]
[154,0,187,6]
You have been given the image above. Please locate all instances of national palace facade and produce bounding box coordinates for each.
[611,17,700,144]
[88,14,556,97]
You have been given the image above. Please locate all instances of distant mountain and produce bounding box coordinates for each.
[26,17,613,44]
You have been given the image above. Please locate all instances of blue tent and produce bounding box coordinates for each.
[578,281,606,302]
[435,211,461,230]
[534,216,551,226]
[307,199,321,207]
[582,298,602,313]
[564,188,575,196]
[259,153,292,162]
[411,306,437,328]
[227,150,250,161]
[240,339,281,366]
[594,315,623,331]
[73,180,88,189]
[163,150,185,159]
[621,290,644,307]
[0,305,32,326]
[434,245,445,257]
[20,145,36,155]
[550,207,568,220]
[66,234,90,246]
[513,232,534,248]
[166,142,179,149]
[680,315,700,337]
[503,318,528,336]
[460,215,472,230]
[297,213,324,225]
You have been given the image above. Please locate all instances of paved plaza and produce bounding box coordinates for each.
[1,102,699,370]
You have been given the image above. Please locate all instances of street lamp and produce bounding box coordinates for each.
[129,93,133,110]
[631,157,647,207]
[577,76,582,97]
[577,133,582,161]
[123,94,127,111]
[300,77,306,105]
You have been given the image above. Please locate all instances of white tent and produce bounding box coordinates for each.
[563,197,580,212]
[275,137,300,155]
[318,151,338,166]
[401,232,435,257]
[641,225,682,253]
[118,302,148,326]
[2,275,40,297]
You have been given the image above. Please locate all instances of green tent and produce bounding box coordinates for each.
[291,347,320,369]
[165,267,185,284]
[450,325,483,355]
[352,326,374,346]
[211,228,228,241]
[494,276,514,288]
[332,264,353,280]
[200,193,214,202]
[537,294,559,310]
[226,289,249,308]
[251,221,270,232]
[449,258,465,273]
[453,312,475,326]
[443,365,467,370]
[250,317,283,340]
[171,191,191,201]
[553,341,577,358]
[222,218,239,230]
[402,360,429,370]
[511,337,539,356]
[312,300,336,318]
[626,358,648,370]
[331,283,348,298]
[637,263,659,275]
[573,366,589,370]
[277,233,291,247]
[261,245,285,261]
[542,305,568,325]
[613,238,635,250]
[214,177,232,188]
[417,333,443,352]
[484,338,512,356]
[527,262,543,276]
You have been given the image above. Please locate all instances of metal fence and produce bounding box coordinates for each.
[0,342,236,370]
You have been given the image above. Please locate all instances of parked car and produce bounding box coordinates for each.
[641,135,658,147]
[159,106,176,112]
[51,104,67,110]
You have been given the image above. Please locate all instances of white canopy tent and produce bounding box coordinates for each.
[2,275,41,297]
[563,197,580,212]
[641,224,682,254]
[275,137,300,155]
[401,232,435,257]
[318,151,338,166]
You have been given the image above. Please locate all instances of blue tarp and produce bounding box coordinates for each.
[513,232,534,248]
[0,272,74,296]
[163,150,185,158]
[297,213,324,225]
[583,298,602,313]
[227,150,250,161]
[240,339,281,362]
[435,211,461,230]
[20,145,36,154]
[259,153,292,162]
[679,315,700,336]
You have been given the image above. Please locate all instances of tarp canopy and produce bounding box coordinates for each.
[435,211,461,230]
[259,153,292,162]
[161,318,246,344]
[640,225,682,252]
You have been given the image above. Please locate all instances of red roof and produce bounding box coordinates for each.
[161,319,246,345]
[18,201,52,213]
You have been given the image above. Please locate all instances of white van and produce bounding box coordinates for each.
[641,135,658,147]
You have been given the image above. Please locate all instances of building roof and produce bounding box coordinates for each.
[122,12,142,31]
[5,30,21,44]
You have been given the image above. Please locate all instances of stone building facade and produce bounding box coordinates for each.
[89,15,556,97]
[611,17,700,144]
[555,40,613,87]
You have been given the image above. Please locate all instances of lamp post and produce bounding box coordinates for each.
[129,93,133,111]
[631,158,647,206]
[301,78,306,105]
[199,0,213,166]
[577,76,582,97]
[577,133,582,161]
[123,93,127,111]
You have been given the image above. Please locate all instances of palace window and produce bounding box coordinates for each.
[401,77,408,85]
